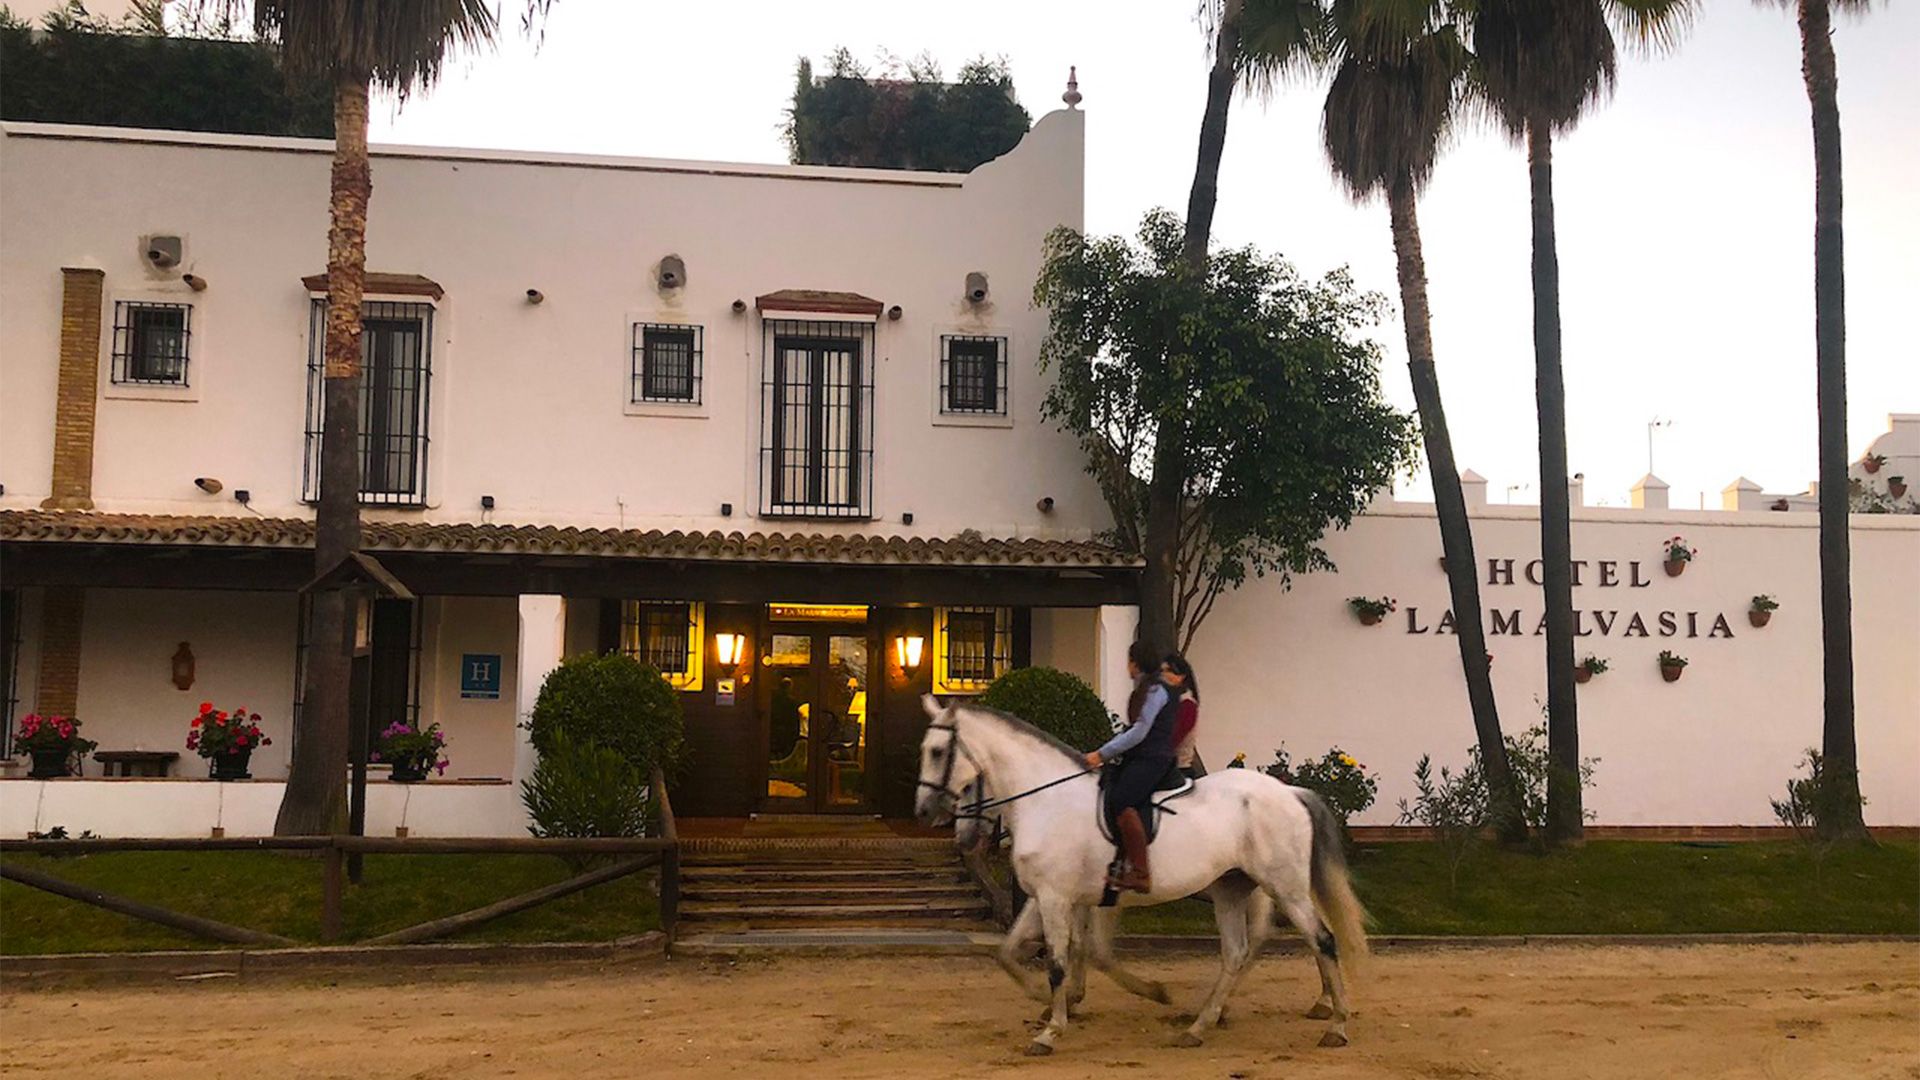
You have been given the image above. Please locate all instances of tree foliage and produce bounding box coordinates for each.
[1035,210,1418,648]
[527,653,687,781]
[0,3,332,136]
[785,48,1031,172]
[977,667,1117,752]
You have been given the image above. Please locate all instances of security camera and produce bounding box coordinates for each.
[965,271,989,305]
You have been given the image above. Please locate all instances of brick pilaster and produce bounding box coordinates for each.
[34,587,85,717]
[42,267,105,511]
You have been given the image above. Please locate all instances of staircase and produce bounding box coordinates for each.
[674,832,997,949]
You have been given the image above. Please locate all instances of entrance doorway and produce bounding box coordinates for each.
[761,620,872,813]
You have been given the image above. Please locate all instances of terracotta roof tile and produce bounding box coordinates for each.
[0,510,1139,569]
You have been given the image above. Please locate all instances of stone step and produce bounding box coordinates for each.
[679,899,992,922]
[681,884,983,905]
[681,865,968,883]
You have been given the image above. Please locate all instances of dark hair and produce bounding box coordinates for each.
[1126,640,1160,673]
[1163,652,1198,701]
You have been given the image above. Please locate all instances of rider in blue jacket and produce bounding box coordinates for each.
[1083,640,1180,892]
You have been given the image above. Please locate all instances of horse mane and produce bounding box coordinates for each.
[949,701,1089,768]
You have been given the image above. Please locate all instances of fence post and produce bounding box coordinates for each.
[322,842,344,943]
[652,766,679,953]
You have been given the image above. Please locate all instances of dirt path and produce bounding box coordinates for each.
[3,943,1915,1079]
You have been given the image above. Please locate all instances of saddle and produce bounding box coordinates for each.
[1095,764,1196,844]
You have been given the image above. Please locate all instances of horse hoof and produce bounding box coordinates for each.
[1174,1032,1205,1049]
[1305,1002,1335,1020]
[1318,1030,1350,1049]
[1024,1042,1054,1057]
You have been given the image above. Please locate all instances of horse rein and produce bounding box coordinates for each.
[918,722,1091,823]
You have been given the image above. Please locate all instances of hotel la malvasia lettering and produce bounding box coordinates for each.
[1404,557,1740,640]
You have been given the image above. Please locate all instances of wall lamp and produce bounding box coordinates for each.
[194,477,223,494]
[182,273,208,292]
[894,635,925,674]
[715,632,747,671]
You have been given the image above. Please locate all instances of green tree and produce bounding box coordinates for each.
[203,0,528,835]
[785,49,1030,172]
[1035,210,1418,649]
[1467,0,1694,844]
[1313,0,1526,840]
[1762,0,1872,842]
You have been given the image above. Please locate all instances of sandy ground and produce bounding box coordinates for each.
[3,943,1916,1079]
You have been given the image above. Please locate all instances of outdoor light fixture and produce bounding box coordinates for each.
[182,273,208,292]
[525,288,544,305]
[720,502,733,517]
[480,495,496,511]
[731,299,747,314]
[887,304,903,321]
[894,635,925,673]
[194,477,223,494]
[171,642,196,691]
[901,511,914,526]
[233,489,251,505]
[715,632,746,670]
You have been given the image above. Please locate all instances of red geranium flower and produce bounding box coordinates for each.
[199,702,213,714]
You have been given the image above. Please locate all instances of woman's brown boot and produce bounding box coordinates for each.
[1109,808,1151,893]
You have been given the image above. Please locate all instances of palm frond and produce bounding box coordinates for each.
[239,0,500,96]
[1236,0,1336,96]
[1468,0,1616,138]
[1321,13,1468,201]
[1601,0,1698,55]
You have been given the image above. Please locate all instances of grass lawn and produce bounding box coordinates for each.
[1120,840,1920,937]
[0,851,659,954]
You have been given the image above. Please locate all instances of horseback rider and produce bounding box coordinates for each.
[1082,640,1181,893]
[1163,652,1202,779]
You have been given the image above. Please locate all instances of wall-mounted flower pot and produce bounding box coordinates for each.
[1357,611,1383,626]
[1749,609,1772,628]
[211,748,253,781]
[1660,663,1685,683]
[1574,667,1592,684]
[1889,479,1908,498]
[1664,559,1687,578]
[390,759,430,783]
[1862,457,1881,474]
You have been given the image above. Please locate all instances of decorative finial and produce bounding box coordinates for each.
[1062,66,1082,109]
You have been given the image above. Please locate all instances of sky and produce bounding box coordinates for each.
[363,0,1919,509]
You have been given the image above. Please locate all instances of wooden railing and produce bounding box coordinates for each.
[0,770,685,951]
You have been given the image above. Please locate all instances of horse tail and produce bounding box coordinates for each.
[1299,788,1370,974]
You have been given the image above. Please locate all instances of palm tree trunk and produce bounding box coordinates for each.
[275,72,372,836]
[1387,177,1527,843]
[1798,0,1866,841]
[1526,121,1582,845]
[1144,0,1242,653]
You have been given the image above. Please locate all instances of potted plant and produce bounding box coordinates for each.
[1662,536,1696,577]
[1889,475,1908,499]
[13,713,95,779]
[188,702,271,780]
[1348,596,1397,626]
[1574,656,1608,684]
[1862,452,1886,475]
[1749,594,1779,628]
[374,720,448,782]
[1657,650,1689,683]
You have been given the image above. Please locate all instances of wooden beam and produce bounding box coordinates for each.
[0,861,297,947]
[360,854,660,946]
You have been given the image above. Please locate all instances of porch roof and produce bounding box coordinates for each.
[0,510,1140,569]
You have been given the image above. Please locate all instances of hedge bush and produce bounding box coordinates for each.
[527,653,685,779]
[976,666,1115,752]
[520,730,652,848]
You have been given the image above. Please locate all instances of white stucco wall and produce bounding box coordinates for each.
[0,113,1100,539]
[417,595,520,780]
[1189,504,1920,827]
[0,778,524,839]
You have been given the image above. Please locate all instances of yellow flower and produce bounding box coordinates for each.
[1339,754,1357,767]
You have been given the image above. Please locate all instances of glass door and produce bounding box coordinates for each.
[761,624,872,812]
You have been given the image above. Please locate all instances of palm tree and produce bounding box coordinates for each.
[1769,0,1870,840]
[1468,0,1693,844]
[222,2,503,835]
[1317,0,1526,839]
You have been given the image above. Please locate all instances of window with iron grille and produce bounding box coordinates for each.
[111,301,192,386]
[940,334,1007,416]
[621,601,704,691]
[303,300,434,506]
[632,323,702,404]
[934,606,1012,693]
[760,319,875,519]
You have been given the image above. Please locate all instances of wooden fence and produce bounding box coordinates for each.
[0,768,682,952]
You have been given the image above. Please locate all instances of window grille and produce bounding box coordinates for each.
[760,319,875,519]
[940,334,1007,416]
[0,590,20,758]
[621,601,704,691]
[632,323,703,404]
[111,301,191,385]
[933,606,1012,693]
[303,300,434,506]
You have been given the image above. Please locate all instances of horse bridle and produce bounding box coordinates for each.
[918,721,1090,824]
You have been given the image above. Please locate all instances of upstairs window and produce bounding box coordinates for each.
[933,606,1012,694]
[621,601,704,691]
[940,334,1007,416]
[303,300,433,506]
[632,323,702,404]
[111,301,192,386]
[759,319,875,519]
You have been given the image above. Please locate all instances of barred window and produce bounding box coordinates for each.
[112,302,191,386]
[621,601,704,691]
[940,334,1007,416]
[633,324,702,404]
[760,319,875,519]
[303,300,433,506]
[933,606,1012,693]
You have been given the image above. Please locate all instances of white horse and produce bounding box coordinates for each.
[917,696,1367,1056]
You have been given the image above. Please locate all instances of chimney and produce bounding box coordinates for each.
[1459,469,1488,508]
[1631,473,1670,510]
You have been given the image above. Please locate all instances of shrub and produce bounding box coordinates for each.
[521,731,651,851]
[977,666,1116,752]
[1467,716,1598,843]
[1770,747,1867,840]
[527,653,685,779]
[1264,746,1378,825]
[1395,755,1487,892]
